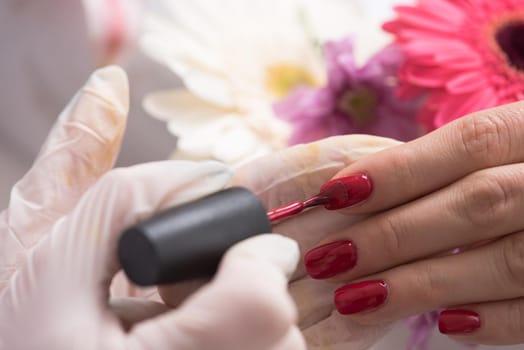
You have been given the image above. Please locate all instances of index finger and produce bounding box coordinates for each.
[7,66,129,245]
[333,101,524,214]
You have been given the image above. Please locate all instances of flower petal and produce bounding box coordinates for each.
[143,90,229,136]
[212,124,269,164]
[434,88,498,127]
[445,71,489,94]
[394,5,459,32]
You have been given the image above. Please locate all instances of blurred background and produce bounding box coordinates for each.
[0,1,522,350]
[0,0,178,207]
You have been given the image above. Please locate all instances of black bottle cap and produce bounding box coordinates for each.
[118,187,272,286]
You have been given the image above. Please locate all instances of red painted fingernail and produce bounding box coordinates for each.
[439,310,481,334]
[304,240,357,279]
[320,174,372,210]
[334,280,387,314]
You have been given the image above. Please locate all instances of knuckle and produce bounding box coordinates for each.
[458,114,508,165]
[506,300,524,336]
[499,234,524,288]
[387,148,419,185]
[377,215,406,262]
[457,173,510,228]
[410,263,444,305]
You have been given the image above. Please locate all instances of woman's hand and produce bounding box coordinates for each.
[0,67,303,350]
[302,101,524,346]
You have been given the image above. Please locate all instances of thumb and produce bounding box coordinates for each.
[127,235,306,350]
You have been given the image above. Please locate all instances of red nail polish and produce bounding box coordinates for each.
[334,280,387,314]
[439,310,481,334]
[305,240,357,279]
[320,174,372,210]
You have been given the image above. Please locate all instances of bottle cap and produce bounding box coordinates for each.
[118,187,271,286]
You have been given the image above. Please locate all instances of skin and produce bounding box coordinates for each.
[312,101,524,345]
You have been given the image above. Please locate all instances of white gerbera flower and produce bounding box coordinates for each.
[140,0,404,164]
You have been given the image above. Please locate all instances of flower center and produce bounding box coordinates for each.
[266,63,318,98]
[337,88,377,126]
[495,21,524,71]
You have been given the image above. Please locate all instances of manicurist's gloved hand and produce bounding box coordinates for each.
[0,67,303,350]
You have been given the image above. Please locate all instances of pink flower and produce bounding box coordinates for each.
[384,0,524,131]
[273,37,421,144]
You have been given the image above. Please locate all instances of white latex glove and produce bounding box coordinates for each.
[231,135,403,350]
[0,67,303,350]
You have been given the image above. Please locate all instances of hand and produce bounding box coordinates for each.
[302,102,524,346]
[0,67,303,350]
[229,135,402,349]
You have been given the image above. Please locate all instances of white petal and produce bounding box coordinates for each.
[302,0,405,64]
[143,90,229,135]
[211,123,269,164]
[175,117,238,159]
[175,116,271,164]
[141,0,324,107]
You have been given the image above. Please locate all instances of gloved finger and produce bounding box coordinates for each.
[269,326,306,350]
[110,298,169,330]
[302,311,391,350]
[158,279,208,308]
[127,234,303,350]
[110,271,160,299]
[289,278,340,329]
[6,66,129,248]
[231,135,401,208]
[439,299,524,345]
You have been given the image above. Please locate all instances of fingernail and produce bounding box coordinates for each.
[439,310,481,334]
[320,174,372,210]
[334,280,388,314]
[304,240,357,279]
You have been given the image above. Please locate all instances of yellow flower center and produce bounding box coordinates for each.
[337,88,377,126]
[265,63,318,98]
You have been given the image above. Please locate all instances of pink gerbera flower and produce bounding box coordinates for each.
[384,0,524,131]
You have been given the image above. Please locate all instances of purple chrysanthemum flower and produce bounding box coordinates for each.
[274,37,422,144]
